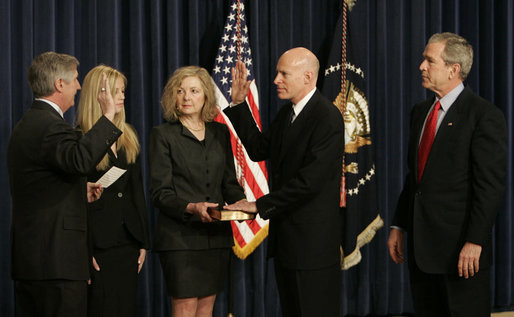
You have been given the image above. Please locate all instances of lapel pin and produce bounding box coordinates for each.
[448,122,453,126]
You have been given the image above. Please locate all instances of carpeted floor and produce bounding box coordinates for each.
[493,312,514,317]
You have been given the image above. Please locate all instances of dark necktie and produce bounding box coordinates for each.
[288,106,295,125]
[417,101,441,183]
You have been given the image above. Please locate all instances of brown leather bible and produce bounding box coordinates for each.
[207,208,256,221]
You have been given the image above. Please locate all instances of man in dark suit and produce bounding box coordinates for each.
[387,33,507,316]
[225,47,345,316]
[7,51,122,317]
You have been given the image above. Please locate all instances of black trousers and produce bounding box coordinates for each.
[274,261,341,317]
[15,279,87,317]
[409,262,491,317]
[88,244,140,317]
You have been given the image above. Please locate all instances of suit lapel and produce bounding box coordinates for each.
[430,100,461,151]
[412,101,433,149]
[418,87,469,182]
[411,99,434,183]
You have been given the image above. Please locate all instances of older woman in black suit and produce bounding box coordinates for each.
[149,66,246,317]
[77,65,150,317]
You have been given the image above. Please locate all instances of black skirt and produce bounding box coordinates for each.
[88,244,140,317]
[159,248,230,298]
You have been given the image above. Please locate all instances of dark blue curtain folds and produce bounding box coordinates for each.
[1,0,512,316]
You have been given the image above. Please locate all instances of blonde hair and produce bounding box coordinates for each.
[77,65,140,171]
[28,51,79,98]
[161,66,218,122]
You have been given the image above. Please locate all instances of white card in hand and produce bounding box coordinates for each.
[95,166,127,188]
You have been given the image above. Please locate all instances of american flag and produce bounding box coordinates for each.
[211,0,269,259]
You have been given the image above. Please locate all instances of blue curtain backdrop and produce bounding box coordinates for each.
[1,0,512,316]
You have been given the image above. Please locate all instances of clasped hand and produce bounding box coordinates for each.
[87,182,103,203]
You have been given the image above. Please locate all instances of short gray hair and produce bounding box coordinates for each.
[428,32,473,80]
[28,51,79,98]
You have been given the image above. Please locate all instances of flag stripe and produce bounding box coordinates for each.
[231,222,250,247]
[213,110,267,200]
[213,85,268,198]
[247,82,262,130]
[211,2,269,259]
[248,219,264,234]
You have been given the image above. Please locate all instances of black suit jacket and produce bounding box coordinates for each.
[87,149,150,250]
[393,86,507,274]
[149,121,245,251]
[225,90,345,270]
[8,100,121,280]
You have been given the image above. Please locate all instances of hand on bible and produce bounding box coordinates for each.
[224,199,257,213]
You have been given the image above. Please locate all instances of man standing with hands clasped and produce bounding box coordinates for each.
[388,33,507,316]
[8,51,122,317]
[225,47,345,316]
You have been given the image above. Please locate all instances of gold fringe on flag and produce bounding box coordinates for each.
[232,223,269,260]
[340,214,384,270]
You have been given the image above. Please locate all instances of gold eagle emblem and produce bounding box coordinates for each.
[333,81,372,155]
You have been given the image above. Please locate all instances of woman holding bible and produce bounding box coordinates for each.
[149,66,246,317]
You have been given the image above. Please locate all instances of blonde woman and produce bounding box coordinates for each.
[77,65,150,317]
[149,66,246,317]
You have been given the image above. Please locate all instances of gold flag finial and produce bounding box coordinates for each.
[345,0,357,11]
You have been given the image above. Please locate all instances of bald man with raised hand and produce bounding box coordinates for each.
[225,47,345,316]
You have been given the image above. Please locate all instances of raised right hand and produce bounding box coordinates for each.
[97,72,116,121]
[231,61,251,105]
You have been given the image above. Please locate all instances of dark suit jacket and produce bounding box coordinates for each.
[225,90,345,270]
[393,86,507,274]
[149,121,245,251]
[87,149,150,250]
[8,100,121,281]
